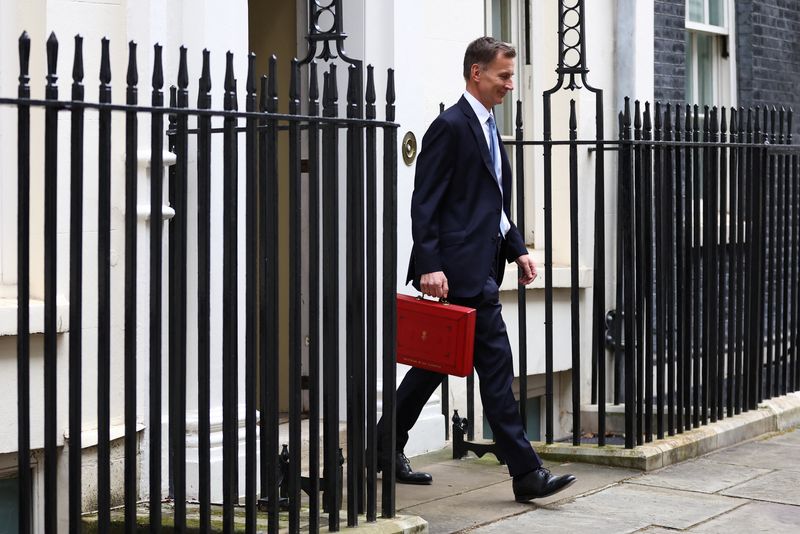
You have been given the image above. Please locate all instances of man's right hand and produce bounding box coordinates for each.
[420,271,449,299]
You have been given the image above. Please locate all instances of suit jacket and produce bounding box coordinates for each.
[407,96,528,298]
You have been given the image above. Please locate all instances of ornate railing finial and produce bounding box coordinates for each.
[555,0,591,91]
[302,0,356,65]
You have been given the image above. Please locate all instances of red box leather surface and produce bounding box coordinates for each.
[396,294,477,377]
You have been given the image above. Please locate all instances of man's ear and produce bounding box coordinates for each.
[470,63,482,82]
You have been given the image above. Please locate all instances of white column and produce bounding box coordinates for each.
[128,0,253,502]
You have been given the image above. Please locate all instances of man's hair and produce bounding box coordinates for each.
[463,36,516,81]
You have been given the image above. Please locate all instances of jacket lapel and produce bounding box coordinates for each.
[458,97,497,180]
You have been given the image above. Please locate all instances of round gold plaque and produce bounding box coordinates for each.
[402,131,417,166]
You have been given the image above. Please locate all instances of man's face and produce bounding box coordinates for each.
[473,52,515,109]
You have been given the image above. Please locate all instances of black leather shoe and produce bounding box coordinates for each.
[512,467,576,502]
[378,451,433,485]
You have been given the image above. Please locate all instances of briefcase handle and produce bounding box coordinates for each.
[416,295,450,306]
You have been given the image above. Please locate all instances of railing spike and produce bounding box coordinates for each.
[246,52,256,96]
[178,46,189,90]
[386,67,395,105]
[729,108,736,138]
[152,43,163,90]
[46,32,58,84]
[365,64,375,104]
[779,107,785,144]
[710,106,718,135]
[200,49,211,94]
[346,64,356,107]
[515,99,523,129]
[693,104,700,132]
[674,104,682,133]
[747,108,753,138]
[329,63,338,102]
[768,106,773,140]
[366,65,376,120]
[654,101,662,130]
[290,58,300,103]
[100,37,111,85]
[570,99,577,130]
[19,31,31,83]
[386,68,395,122]
[322,71,330,110]
[624,97,631,126]
[665,103,672,133]
[260,75,268,111]
[643,101,652,131]
[127,41,138,87]
[720,106,727,135]
[788,108,793,142]
[224,51,235,94]
[634,100,641,130]
[73,35,84,83]
[268,55,278,98]
[309,61,319,102]
[754,106,761,136]
[685,104,691,133]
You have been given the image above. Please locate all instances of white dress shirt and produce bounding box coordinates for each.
[463,91,511,237]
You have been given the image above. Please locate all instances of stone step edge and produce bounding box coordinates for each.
[530,391,800,471]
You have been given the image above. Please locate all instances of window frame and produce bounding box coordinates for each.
[684,0,737,110]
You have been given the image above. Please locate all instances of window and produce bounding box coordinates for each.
[685,0,736,109]
[488,0,515,135]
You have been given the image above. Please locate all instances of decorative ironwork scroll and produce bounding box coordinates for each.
[302,0,357,65]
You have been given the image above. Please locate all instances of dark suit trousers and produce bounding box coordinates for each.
[379,241,543,477]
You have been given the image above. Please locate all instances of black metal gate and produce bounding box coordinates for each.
[2,29,398,533]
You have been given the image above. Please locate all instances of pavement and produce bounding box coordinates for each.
[394,427,800,533]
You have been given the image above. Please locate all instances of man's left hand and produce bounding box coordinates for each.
[515,254,537,285]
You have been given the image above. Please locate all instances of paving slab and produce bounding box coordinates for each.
[396,461,638,534]
[721,469,800,506]
[401,480,530,534]
[473,506,645,534]
[393,463,509,509]
[565,483,744,530]
[626,457,772,493]
[688,500,800,533]
[766,428,800,447]
[703,440,800,471]
[474,484,745,533]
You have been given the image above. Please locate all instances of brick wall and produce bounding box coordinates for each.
[736,0,800,138]
[654,0,686,104]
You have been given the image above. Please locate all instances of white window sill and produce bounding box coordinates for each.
[498,262,593,292]
[0,295,70,336]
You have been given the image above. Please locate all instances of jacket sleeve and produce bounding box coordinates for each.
[410,116,455,275]
[504,221,529,262]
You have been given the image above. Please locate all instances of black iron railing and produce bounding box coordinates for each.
[4,31,398,533]
[615,100,800,447]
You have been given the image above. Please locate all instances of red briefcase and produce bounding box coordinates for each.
[396,294,477,377]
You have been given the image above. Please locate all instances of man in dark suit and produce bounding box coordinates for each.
[378,36,576,502]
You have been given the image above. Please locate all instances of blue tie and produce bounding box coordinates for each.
[487,115,510,237]
[487,115,500,179]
